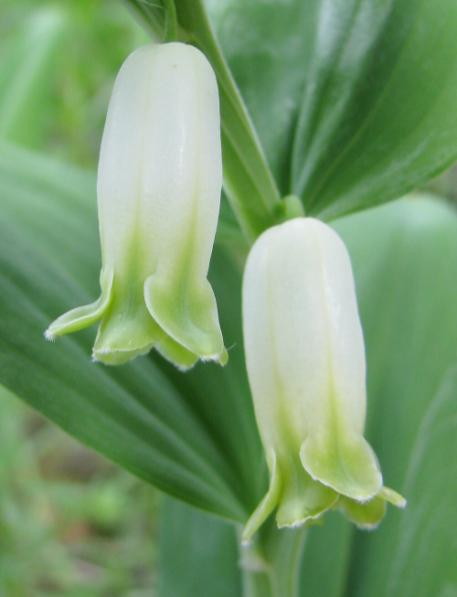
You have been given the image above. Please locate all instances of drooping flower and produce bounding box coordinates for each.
[242,217,405,543]
[45,42,227,368]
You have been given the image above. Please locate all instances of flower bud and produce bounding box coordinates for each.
[45,43,227,368]
[242,218,404,542]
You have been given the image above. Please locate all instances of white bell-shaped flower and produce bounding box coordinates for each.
[46,42,227,368]
[242,217,404,542]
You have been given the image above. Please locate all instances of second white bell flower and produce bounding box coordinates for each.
[46,42,227,368]
[242,217,405,542]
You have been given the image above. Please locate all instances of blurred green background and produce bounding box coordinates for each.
[0,1,160,593]
[0,0,148,166]
[1,1,457,595]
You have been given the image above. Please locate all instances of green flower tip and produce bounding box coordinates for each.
[45,266,227,369]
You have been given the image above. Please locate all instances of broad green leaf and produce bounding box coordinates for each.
[207,1,457,218]
[291,1,457,219]
[0,142,263,523]
[117,1,457,232]
[386,367,457,596]
[124,0,164,39]
[335,197,457,596]
[158,497,241,597]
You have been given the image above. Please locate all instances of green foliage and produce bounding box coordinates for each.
[0,6,65,146]
[0,142,261,523]
[2,143,457,595]
[204,0,457,221]
[0,0,147,164]
[387,368,457,596]
[0,386,159,594]
[336,199,457,596]
[158,498,241,597]
[1,0,457,595]
[158,197,457,597]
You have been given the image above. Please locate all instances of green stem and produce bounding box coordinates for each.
[240,523,306,597]
[243,569,274,597]
[164,0,178,41]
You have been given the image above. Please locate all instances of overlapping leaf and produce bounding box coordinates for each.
[206,0,457,219]
[158,498,242,597]
[157,197,457,596]
[0,142,263,523]
[335,197,457,597]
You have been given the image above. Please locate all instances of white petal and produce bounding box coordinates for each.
[97,42,222,283]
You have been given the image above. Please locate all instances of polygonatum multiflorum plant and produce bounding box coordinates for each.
[2,1,457,595]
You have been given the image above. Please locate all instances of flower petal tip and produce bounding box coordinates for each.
[354,520,382,531]
[200,348,229,367]
[44,328,56,342]
[241,535,252,548]
[276,514,318,530]
[380,486,407,509]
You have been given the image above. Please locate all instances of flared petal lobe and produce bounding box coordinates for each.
[242,218,404,542]
[46,42,226,367]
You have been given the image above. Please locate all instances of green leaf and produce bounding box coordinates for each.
[205,0,309,196]
[158,497,241,597]
[124,0,165,39]
[386,367,457,595]
[334,197,457,596]
[298,513,352,597]
[126,0,457,229]
[0,142,263,523]
[205,1,457,219]
[292,1,457,219]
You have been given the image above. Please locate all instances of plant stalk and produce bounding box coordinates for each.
[240,524,306,597]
